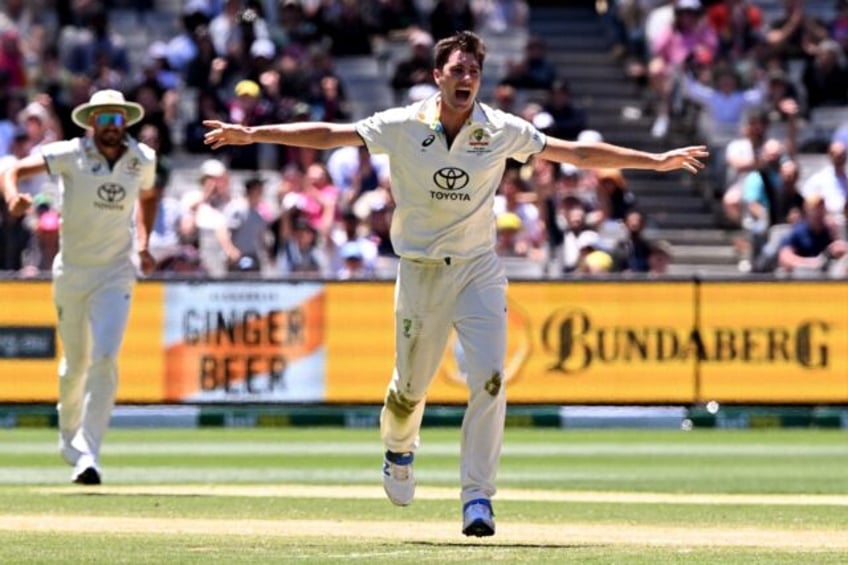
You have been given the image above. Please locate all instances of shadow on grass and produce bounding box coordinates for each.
[406,541,598,549]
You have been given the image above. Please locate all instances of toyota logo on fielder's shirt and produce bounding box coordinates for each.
[97,183,126,203]
[433,167,469,191]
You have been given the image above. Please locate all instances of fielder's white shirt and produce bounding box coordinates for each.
[355,94,546,260]
[42,136,156,269]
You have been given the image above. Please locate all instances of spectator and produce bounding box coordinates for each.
[128,83,174,156]
[765,0,829,62]
[225,176,272,273]
[184,90,228,154]
[246,37,277,82]
[682,65,765,149]
[559,201,599,274]
[493,170,543,256]
[800,140,848,227]
[706,0,764,62]
[762,68,803,130]
[140,42,182,93]
[310,75,351,123]
[595,168,637,224]
[801,39,848,110]
[429,0,476,41]
[0,127,31,270]
[647,238,673,274]
[741,139,788,270]
[166,1,211,75]
[326,144,391,211]
[494,211,525,257]
[320,0,378,56]
[574,230,614,275]
[721,109,772,223]
[275,213,325,276]
[53,74,95,139]
[65,9,130,79]
[541,80,587,141]
[390,30,436,103]
[831,0,848,54]
[17,99,60,200]
[375,0,423,37]
[179,158,237,277]
[226,79,273,168]
[337,239,374,279]
[20,192,60,276]
[647,0,718,138]
[488,80,518,113]
[184,25,222,90]
[778,194,848,276]
[328,208,378,277]
[0,29,27,91]
[474,0,528,35]
[209,0,271,59]
[749,158,806,273]
[501,36,558,90]
[613,209,653,272]
[271,0,322,56]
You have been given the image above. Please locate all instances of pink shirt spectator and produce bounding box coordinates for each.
[652,20,718,68]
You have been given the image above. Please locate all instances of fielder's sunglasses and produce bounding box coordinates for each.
[94,112,126,127]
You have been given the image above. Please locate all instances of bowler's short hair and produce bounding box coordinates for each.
[434,30,486,70]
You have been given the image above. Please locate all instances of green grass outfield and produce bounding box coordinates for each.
[1,427,847,564]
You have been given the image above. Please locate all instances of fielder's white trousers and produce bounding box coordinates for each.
[380,251,507,505]
[53,261,136,467]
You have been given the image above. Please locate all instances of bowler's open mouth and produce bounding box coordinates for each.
[456,89,471,102]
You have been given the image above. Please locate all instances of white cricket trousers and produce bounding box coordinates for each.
[53,262,136,465]
[381,251,507,505]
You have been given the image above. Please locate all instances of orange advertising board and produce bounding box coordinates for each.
[325,282,699,403]
[0,281,164,402]
[162,282,326,402]
[698,282,848,403]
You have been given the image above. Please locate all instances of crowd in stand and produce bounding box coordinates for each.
[608,0,848,277]
[2,0,847,279]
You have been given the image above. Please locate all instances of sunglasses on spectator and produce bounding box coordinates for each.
[94,112,126,127]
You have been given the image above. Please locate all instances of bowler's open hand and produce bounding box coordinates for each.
[203,120,252,149]
[656,146,709,174]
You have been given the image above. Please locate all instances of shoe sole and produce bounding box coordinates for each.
[73,467,101,485]
[462,519,495,537]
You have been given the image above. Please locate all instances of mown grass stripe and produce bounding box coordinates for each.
[33,484,848,506]
[0,515,845,549]
[2,442,848,457]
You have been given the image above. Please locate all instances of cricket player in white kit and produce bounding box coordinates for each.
[203,31,708,536]
[1,90,157,485]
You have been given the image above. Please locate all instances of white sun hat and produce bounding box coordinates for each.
[71,89,145,129]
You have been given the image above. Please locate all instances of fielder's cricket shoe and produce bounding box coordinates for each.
[382,450,415,506]
[462,498,495,537]
[72,455,101,485]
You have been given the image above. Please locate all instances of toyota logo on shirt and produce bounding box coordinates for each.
[433,167,469,191]
[97,183,126,203]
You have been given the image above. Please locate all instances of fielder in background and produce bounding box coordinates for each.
[1,90,158,485]
[203,30,708,537]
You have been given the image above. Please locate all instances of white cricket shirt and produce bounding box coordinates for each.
[355,95,546,260]
[42,136,156,268]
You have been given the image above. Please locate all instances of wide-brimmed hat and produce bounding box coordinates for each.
[71,89,144,129]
